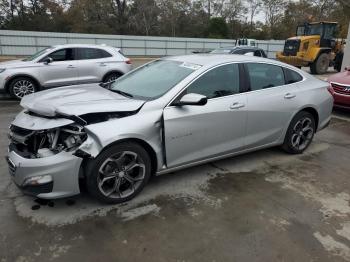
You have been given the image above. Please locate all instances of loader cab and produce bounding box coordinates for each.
[296,22,337,48]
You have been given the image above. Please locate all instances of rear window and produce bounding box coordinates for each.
[246,63,285,91]
[76,48,112,60]
[284,68,303,84]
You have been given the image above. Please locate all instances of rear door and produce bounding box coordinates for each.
[75,48,113,83]
[244,63,302,148]
[163,63,247,168]
[38,48,78,87]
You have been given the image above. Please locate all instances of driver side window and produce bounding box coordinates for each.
[186,63,240,99]
[41,48,74,62]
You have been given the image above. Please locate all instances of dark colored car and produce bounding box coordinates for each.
[328,67,350,110]
[210,46,267,58]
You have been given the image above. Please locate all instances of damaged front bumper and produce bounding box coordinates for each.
[7,148,83,199]
[6,111,90,199]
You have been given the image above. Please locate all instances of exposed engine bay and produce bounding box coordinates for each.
[9,124,87,159]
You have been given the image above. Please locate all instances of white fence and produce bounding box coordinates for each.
[0,30,284,59]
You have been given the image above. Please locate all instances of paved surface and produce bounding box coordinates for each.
[0,100,350,261]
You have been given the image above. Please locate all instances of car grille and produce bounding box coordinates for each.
[6,157,16,176]
[283,39,300,56]
[331,82,350,95]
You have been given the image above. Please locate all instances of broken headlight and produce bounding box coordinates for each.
[9,124,87,158]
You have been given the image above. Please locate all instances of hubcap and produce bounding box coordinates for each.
[13,80,35,98]
[291,117,314,151]
[97,151,146,199]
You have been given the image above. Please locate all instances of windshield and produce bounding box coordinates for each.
[22,47,53,61]
[110,60,200,100]
[297,24,323,36]
[307,24,323,35]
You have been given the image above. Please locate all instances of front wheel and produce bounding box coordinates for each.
[9,77,37,100]
[86,142,151,204]
[282,111,316,154]
[310,53,329,75]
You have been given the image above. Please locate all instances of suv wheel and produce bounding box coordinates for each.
[103,72,122,83]
[9,77,37,100]
[282,111,316,154]
[86,142,151,204]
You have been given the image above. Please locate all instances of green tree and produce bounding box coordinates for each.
[208,17,228,38]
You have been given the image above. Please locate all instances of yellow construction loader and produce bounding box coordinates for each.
[276,21,345,74]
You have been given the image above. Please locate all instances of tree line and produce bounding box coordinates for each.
[0,0,349,40]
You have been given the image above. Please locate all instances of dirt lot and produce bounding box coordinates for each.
[0,99,350,261]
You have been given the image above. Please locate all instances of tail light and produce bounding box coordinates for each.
[125,59,132,65]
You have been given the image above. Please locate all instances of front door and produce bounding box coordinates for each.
[39,48,78,87]
[163,63,247,168]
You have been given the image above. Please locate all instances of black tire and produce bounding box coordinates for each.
[9,76,38,100]
[86,142,151,204]
[103,72,122,83]
[282,111,316,154]
[310,53,329,75]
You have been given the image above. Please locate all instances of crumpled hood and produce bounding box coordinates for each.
[0,59,34,69]
[20,83,146,117]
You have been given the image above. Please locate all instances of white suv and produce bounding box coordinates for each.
[0,44,132,99]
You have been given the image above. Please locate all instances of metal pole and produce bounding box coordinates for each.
[341,22,350,71]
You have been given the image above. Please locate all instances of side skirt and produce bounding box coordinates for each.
[156,141,281,176]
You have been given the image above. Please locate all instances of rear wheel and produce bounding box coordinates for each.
[103,72,122,83]
[9,77,37,100]
[86,142,151,204]
[282,111,316,154]
[310,53,329,75]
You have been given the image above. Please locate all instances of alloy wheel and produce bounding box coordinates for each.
[105,73,121,83]
[291,117,314,151]
[13,80,35,98]
[97,151,146,199]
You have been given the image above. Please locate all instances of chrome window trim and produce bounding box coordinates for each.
[166,60,307,107]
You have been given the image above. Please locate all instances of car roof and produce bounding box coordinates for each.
[52,44,119,50]
[165,53,299,71]
[215,46,262,51]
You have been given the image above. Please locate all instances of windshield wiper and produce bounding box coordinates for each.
[110,89,134,98]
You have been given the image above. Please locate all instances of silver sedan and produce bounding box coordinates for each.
[7,55,333,203]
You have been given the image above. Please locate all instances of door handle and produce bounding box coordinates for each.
[284,93,296,99]
[99,63,107,67]
[67,65,76,69]
[230,102,245,109]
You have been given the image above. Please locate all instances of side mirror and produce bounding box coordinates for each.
[43,57,53,65]
[244,52,254,56]
[176,93,208,106]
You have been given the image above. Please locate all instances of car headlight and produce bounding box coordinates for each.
[0,68,6,73]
